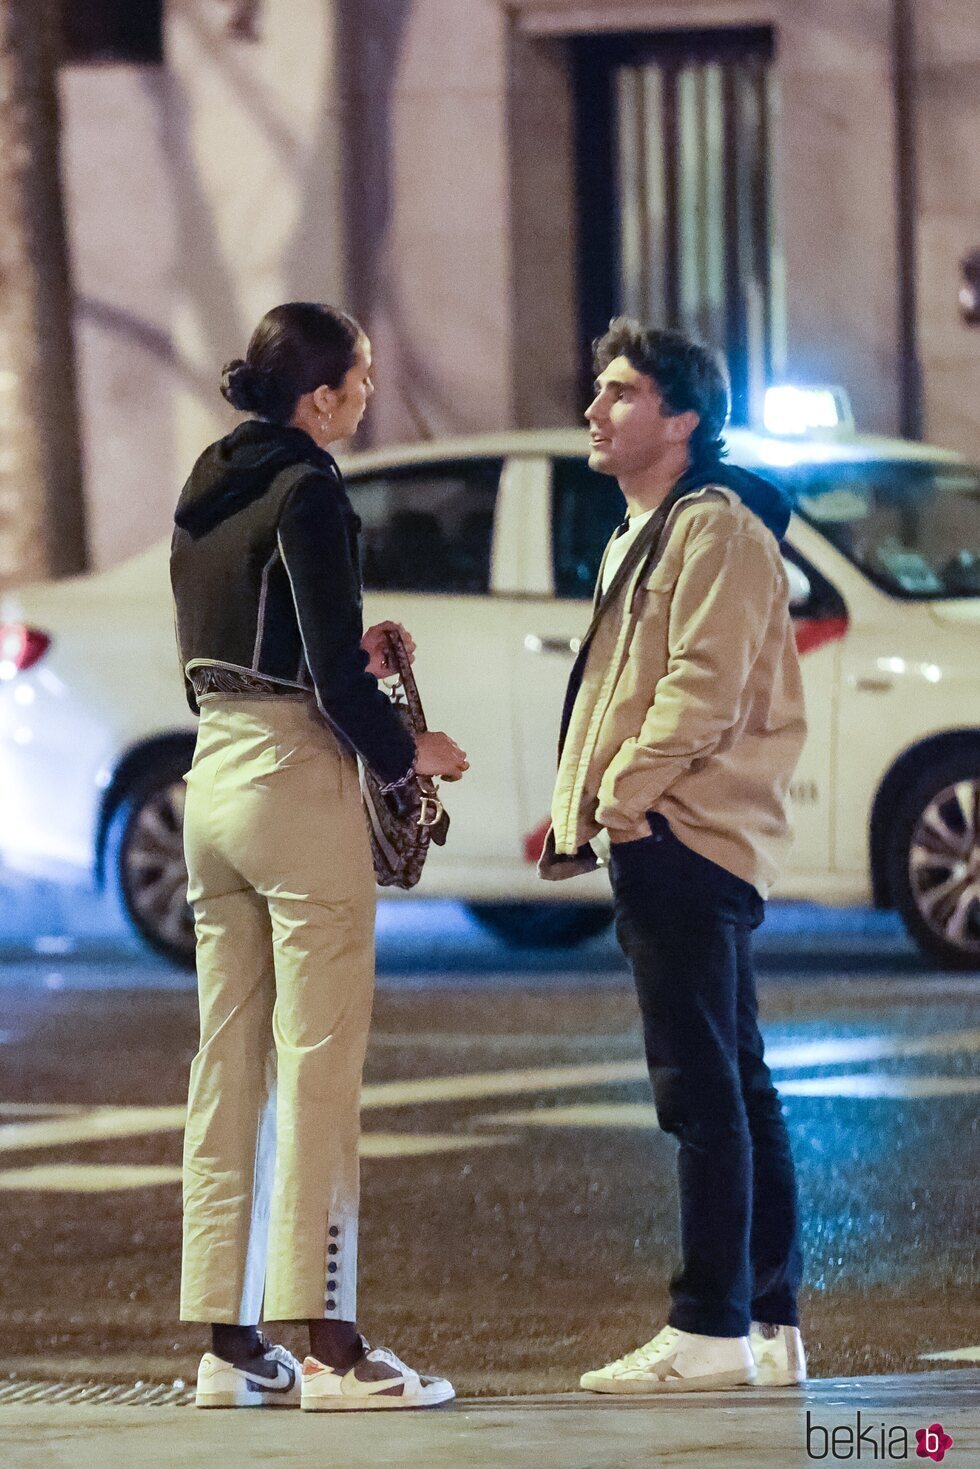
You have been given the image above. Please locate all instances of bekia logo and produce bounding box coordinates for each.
[915,1425,954,1463]
[806,1412,954,1461]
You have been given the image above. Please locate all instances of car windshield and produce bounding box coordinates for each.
[790,460,980,599]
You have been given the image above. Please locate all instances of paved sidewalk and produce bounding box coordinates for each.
[0,1373,976,1469]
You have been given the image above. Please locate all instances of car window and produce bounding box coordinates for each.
[552,457,625,599]
[346,460,501,594]
[789,461,980,599]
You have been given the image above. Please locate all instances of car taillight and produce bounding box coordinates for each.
[0,623,51,679]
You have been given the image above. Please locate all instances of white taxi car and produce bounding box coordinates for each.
[1,419,979,969]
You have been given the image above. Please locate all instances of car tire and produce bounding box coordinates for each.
[468,902,613,949]
[104,753,196,969]
[886,748,980,971]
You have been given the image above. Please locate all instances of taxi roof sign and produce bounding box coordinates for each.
[762,385,855,438]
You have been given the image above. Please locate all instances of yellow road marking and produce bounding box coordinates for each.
[478,1104,658,1129]
[360,1060,647,1109]
[0,1134,517,1188]
[0,1164,183,1192]
[0,1105,186,1154]
[359,1133,515,1158]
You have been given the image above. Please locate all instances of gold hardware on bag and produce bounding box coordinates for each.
[417,795,444,828]
[360,629,451,887]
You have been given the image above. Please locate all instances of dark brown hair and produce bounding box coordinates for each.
[221,302,363,423]
[594,318,729,460]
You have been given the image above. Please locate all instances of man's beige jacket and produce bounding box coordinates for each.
[540,485,807,897]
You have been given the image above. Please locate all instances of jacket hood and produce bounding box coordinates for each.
[174,420,340,538]
[677,454,794,542]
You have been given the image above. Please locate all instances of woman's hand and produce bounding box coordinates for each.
[415,731,469,781]
[361,621,416,679]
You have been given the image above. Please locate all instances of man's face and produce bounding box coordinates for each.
[586,355,686,478]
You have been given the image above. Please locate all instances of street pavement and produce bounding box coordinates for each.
[1,1375,977,1469]
[0,895,977,1464]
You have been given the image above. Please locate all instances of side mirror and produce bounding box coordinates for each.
[784,559,813,612]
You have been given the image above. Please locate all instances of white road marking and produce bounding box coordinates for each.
[0,1026,975,1168]
[480,1074,980,1128]
[779,1074,980,1098]
[766,1029,980,1069]
[920,1346,980,1362]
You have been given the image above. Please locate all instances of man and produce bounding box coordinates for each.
[540,321,807,1394]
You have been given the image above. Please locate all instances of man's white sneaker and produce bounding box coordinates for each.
[580,1326,756,1394]
[301,1338,455,1411]
[749,1322,807,1386]
[195,1339,302,1408]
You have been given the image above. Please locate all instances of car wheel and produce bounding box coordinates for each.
[468,902,612,949]
[104,754,196,968]
[887,750,980,971]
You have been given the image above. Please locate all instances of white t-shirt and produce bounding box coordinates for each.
[600,507,657,596]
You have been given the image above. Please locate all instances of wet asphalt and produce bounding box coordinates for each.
[0,896,977,1397]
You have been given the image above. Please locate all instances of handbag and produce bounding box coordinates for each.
[360,629,450,888]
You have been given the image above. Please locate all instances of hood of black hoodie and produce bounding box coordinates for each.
[174,420,341,539]
[676,455,794,542]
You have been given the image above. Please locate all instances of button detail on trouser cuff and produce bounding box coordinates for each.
[322,1214,357,1320]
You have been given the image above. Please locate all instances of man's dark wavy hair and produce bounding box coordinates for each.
[593,318,730,461]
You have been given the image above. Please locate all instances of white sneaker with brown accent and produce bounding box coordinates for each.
[300,1339,455,1411]
[580,1326,757,1394]
[195,1339,302,1408]
[749,1322,807,1386]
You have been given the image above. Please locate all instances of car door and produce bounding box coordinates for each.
[777,532,846,877]
[345,456,521,888]
[509,456,623,872]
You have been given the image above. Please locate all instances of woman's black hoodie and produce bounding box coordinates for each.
[170,420,415,786]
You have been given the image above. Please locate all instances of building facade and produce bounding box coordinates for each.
[60,0,980,568]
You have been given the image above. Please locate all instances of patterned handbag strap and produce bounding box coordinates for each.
[380,629,428,733]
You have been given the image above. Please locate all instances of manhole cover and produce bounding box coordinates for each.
[0,1378,193,1406]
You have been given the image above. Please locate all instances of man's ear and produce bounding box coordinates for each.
[666,409,700,445]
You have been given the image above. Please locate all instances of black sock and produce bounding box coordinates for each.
[211,1324,262,1364]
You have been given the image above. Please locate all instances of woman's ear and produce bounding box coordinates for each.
[312,384,339,416]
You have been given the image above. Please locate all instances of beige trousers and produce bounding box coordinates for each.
[179,694,376,1324]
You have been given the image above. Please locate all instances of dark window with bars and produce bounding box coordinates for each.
[574,29,777,424]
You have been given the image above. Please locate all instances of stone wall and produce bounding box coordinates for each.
[915,0,980,457]
[60,0,980,571]
[60,65,176,570]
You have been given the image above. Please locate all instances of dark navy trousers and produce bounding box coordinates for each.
[609,812,803,1338]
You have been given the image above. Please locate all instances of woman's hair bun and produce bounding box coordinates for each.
[221,304,364,423]
[220,358,278,416]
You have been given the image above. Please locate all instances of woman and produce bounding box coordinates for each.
[171,302,468,1411]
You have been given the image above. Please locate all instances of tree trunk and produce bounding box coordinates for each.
[0,0,87,589]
